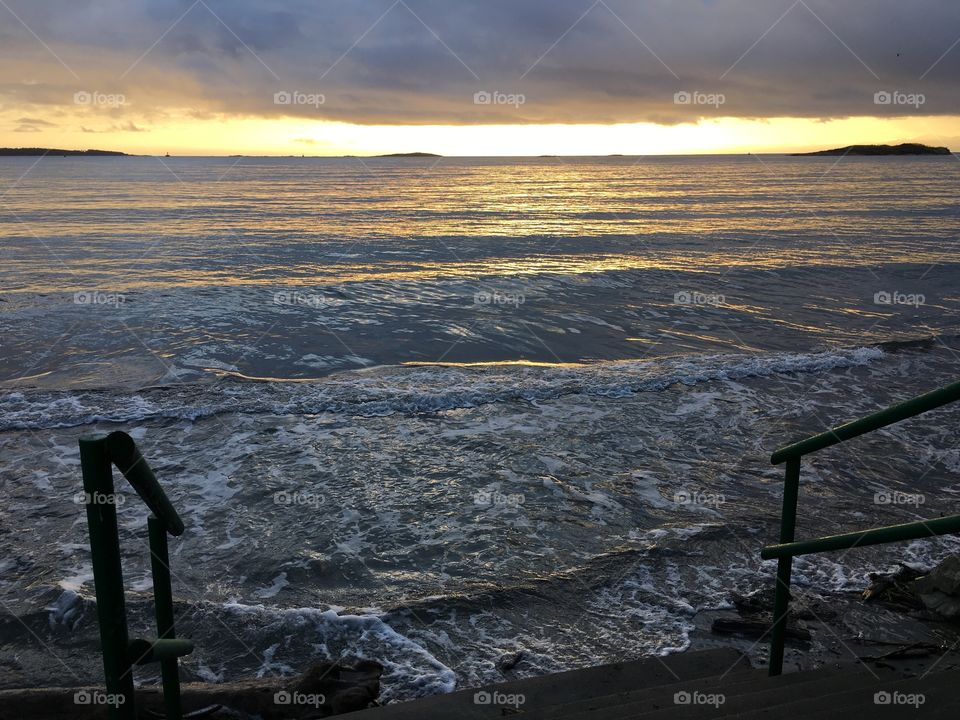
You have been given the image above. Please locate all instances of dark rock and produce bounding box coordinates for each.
[496,651,524,672]
[730,588,825,621]
[914,554,960,620]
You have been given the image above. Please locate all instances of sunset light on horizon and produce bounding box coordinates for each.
[6,114,960,157]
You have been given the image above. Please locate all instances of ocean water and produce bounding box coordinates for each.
[2,155,960,698]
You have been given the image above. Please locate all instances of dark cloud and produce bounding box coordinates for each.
[1,0,959,124]
[81,121,147,133]
[16,117,57,126]
[13,116,57,132]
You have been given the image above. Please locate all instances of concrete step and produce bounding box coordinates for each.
[726,667,960,720]
[343,646,960,720]
[339,648,751,719]
[563,665,960,720]
[526,663,878,720]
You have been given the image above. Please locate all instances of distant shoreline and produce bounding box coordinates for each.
[0,148,130,157]
[792,143,951,156]
[375,152,441,158]
[1,146,954,159]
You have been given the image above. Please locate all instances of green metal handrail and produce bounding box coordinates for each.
[762,514,960,560]
[79,431,191,719]
[770,379,960,464]
[763,379,960,676]
[105,431,184,536]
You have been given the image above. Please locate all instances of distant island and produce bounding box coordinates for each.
[375,152,441,158]
[793,143,950,156]
[0,148,129,157]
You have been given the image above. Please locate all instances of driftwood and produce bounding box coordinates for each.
[711,617,811,641]
[856,641,944,662]
[0,660,383,720]
[862,563,924,611]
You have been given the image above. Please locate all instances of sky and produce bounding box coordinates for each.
[1,0,959,156]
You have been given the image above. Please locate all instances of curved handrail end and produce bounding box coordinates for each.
[105,431,185,536]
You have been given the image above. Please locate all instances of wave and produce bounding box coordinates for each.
[376,528,721,619]
[219,601,457,700]
[0,346,888,431]
[36,587,456,701]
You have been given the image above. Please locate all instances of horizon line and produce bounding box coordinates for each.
[3,148,952,159]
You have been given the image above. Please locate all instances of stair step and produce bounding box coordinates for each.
[727,667,960,720]
[524,663,876,720]
[560,666,960,719]
[339,648,750,719]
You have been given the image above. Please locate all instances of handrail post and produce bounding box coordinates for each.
[148,515,184,720]
[79,437,136,719]
[769,457,800,676]
[764,379,960,678]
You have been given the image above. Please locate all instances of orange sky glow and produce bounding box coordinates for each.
[4,113,959,157]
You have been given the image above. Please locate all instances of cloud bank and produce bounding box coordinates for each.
[1,0,959,128]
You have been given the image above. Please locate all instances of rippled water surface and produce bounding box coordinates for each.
[1,155,959,698]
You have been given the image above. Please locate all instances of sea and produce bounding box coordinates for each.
[1,154,960,699]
